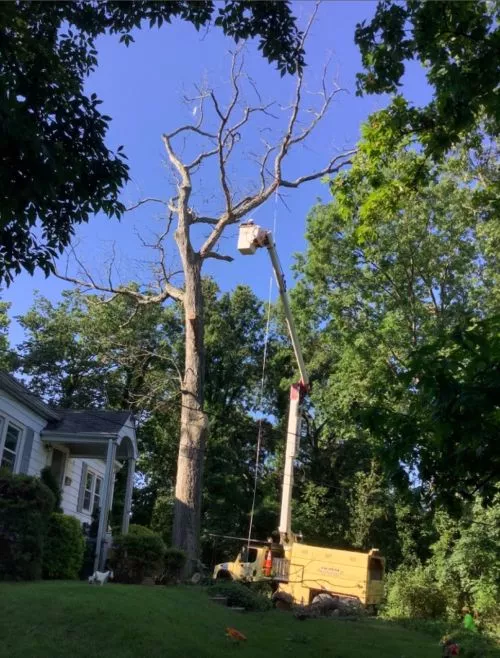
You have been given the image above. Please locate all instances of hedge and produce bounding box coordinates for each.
[43,513,85,580]
[0,471,54,580]
[109,525,165,584]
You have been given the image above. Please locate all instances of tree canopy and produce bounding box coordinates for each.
[294,118,499,509]
[0,1,303,284]
[355,0,500,155]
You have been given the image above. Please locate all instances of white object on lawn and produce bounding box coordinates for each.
[88,570,114,585]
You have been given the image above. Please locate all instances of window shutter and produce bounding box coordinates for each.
[77,462,88,512]
[19,427,35,474]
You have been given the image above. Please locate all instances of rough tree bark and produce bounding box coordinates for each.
[171,169,208,570]
[56,5,355,574]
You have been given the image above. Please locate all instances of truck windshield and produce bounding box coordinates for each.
[240,547,258,563]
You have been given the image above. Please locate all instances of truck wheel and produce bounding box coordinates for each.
[272,591,294,610]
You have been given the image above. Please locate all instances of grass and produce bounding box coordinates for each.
[0,581,460,658]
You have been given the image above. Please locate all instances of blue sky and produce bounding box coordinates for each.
[2,1,430,347]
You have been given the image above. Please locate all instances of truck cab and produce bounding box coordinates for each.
[213,544,268,582]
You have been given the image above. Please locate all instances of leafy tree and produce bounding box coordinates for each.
[0,1,304,283]
[386,492,500,626]
[17,287,182,409]
[0,300,13,369]
[294,121,498,510]
[16,282,282,561]
[402,315,500,506]
[355,0,500,155]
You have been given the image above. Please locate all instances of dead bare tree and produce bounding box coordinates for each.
[57,8,354,572]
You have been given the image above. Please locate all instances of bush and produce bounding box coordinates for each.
[163,547,186,581]
[445,629,500,658]
[40,466,62,512]
[109,528,165,584]
[42,513,84,580]
[383,564,448,620]
[128,524,156,536]
[209,582,273,611]
[0,471,54,580]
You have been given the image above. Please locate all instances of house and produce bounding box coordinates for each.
[0,371,137,570]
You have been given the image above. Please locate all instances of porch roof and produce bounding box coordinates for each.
[42,409,137,460]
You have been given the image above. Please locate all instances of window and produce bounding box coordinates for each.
[368,557,384,581]
[82,470,103,514]
[93,476,102,514]
[0,417,23,473]
[240,547,258,563]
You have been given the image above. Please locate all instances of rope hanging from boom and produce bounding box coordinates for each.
[246,191,279,549]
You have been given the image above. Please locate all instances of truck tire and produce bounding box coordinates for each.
[272,591,294,610]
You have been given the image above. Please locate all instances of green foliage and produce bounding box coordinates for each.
[0,301,15,370]
[209,581,272,611]
[393,619,500,658]
[109,529,165,584]
[42,514,84,580]
[383,493,500,633]
[16,282,281,555]
[0,2,302,283]
[40,466,62,513]
[162,547,187,582]
[0,472,54,580]
[17,288,183,409]
[407,318,500,505]
[430,495,500,627]
[295,127,498,511]
[355,0,500,155]
[384,564,448,620]
[128,523,157,537]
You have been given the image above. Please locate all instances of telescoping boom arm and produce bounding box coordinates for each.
[237,221,309,544]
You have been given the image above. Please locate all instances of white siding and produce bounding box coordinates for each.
[0,389,129,529]
[0,389,111,526]
[0,389,47,476]
[27,430,51,477]
[60,457,107,524]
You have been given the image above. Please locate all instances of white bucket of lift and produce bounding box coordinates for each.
[237,221,265,255]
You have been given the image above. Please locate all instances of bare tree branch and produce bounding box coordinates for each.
[280,151,355,187]
[126,197,168,212]
[193,216,219,225]
[55,268,184,305]
[203,251,234,262]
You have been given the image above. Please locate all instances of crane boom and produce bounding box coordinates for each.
[238,221,309,544]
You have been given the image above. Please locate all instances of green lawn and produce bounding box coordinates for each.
[0,582,443,658]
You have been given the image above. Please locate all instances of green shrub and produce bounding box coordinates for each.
[443,629,500,658]
[383,564,448,620]
[390,619,500,658]
[40,466,62,512]
[109,529,165,584]
[162,547,187,583]
[0,471,54,580]
[209,582,273,611]
[249,580,274,599]
[128,524,156,536]
[43,513,84,580]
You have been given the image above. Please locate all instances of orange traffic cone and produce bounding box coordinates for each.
[263,549,272,577]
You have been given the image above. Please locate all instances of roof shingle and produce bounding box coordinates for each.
[45,409,132,435]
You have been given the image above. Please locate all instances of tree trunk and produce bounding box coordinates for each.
[172,255,208,575]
